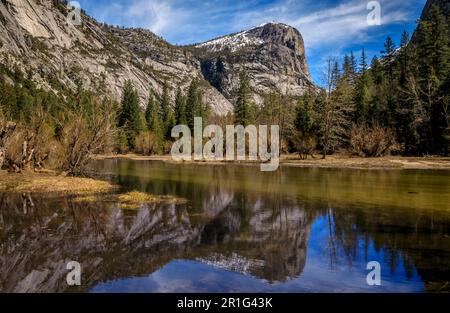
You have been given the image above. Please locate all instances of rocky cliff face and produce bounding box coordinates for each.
[194,22,315,105]
[0,0,232,114]
[0,1,314,115]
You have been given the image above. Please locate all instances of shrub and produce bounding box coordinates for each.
[135,131,161,155]
[55,101,116,175]
[292,134,317,160]
[1,107,56,172]
[350,123,401,157]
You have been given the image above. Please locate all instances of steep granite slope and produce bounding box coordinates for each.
[0,0,232,114]
[193,22,315,105]
[0,1,316,114]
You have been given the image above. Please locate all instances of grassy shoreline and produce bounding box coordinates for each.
[95,154,450,170]
[0,171,188,208]
[0,170,115,195]
[2,154,449,196]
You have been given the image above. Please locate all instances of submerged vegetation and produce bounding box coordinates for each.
[117,191,188,209]
[73,190,188,210]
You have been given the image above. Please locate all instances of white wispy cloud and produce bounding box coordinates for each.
[231,0,417,49]
[79,0,426,82]
[84,0,421,47]
[125,0,187,35]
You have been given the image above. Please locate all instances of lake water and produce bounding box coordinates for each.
[1,159,450,292]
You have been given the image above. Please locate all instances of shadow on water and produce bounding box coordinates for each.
[0,159,449,292]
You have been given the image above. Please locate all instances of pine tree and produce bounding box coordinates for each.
[382,36,396,58]
[145,93,157,130]
[354,61,373,124]
[400,30,410,48]
[429,6,450,79]
[360,48,368,74]
[331,60,341,91]
[350,52,357,73]
[144,92,163,148]
[342,55,352,79]
[399,30,413,83]
[159,83,171,121]
[118,80,144,149]
[318,60,355,158]
[174,87,187,125]
[333,75,355,138]
[186,79,201,130]
[294,94,317,159]
[261,93,282,125]
[416,5,450,153]
[370,56,383,85]
[234,67,255,126]
[0,79,16,120]
[165,109,176,140]
[158,83,176,140]
[396,30,423,154]
[349,51,358,83]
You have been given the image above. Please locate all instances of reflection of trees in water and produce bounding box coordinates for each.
[2,162,449,292]
[0,193,200,292]
[327,205,450,291]
[0,188,316,292]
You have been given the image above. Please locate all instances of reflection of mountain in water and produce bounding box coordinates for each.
[0,190,314,292]
[1,160,450,292]
[195,195,314,283]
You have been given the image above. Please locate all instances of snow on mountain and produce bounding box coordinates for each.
[196,30,264,52]
[196,22,292,52]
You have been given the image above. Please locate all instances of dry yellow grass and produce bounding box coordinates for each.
[117,191,187,210]
[0,170,115,195]
[118,191,157,203]
[71,190,188,210]
[72,195,99,203]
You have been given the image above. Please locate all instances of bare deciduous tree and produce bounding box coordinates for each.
[56,99,116,175]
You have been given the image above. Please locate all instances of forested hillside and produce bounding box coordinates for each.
[1,2,449,176]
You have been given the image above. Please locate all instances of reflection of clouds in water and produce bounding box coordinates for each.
[90,216,425,293]
[2,161,449,292]
[296,216,425,293]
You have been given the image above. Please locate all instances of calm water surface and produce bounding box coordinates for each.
[1,159,449,292]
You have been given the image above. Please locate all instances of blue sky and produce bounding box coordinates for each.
[77,0,427,84]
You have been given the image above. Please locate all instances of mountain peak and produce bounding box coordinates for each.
[0,0,314,115]
[194,22,313,105]
[255,21,291,29]
[195,22,300,53]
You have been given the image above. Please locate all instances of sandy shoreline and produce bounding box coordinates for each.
[94,154,450,170]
